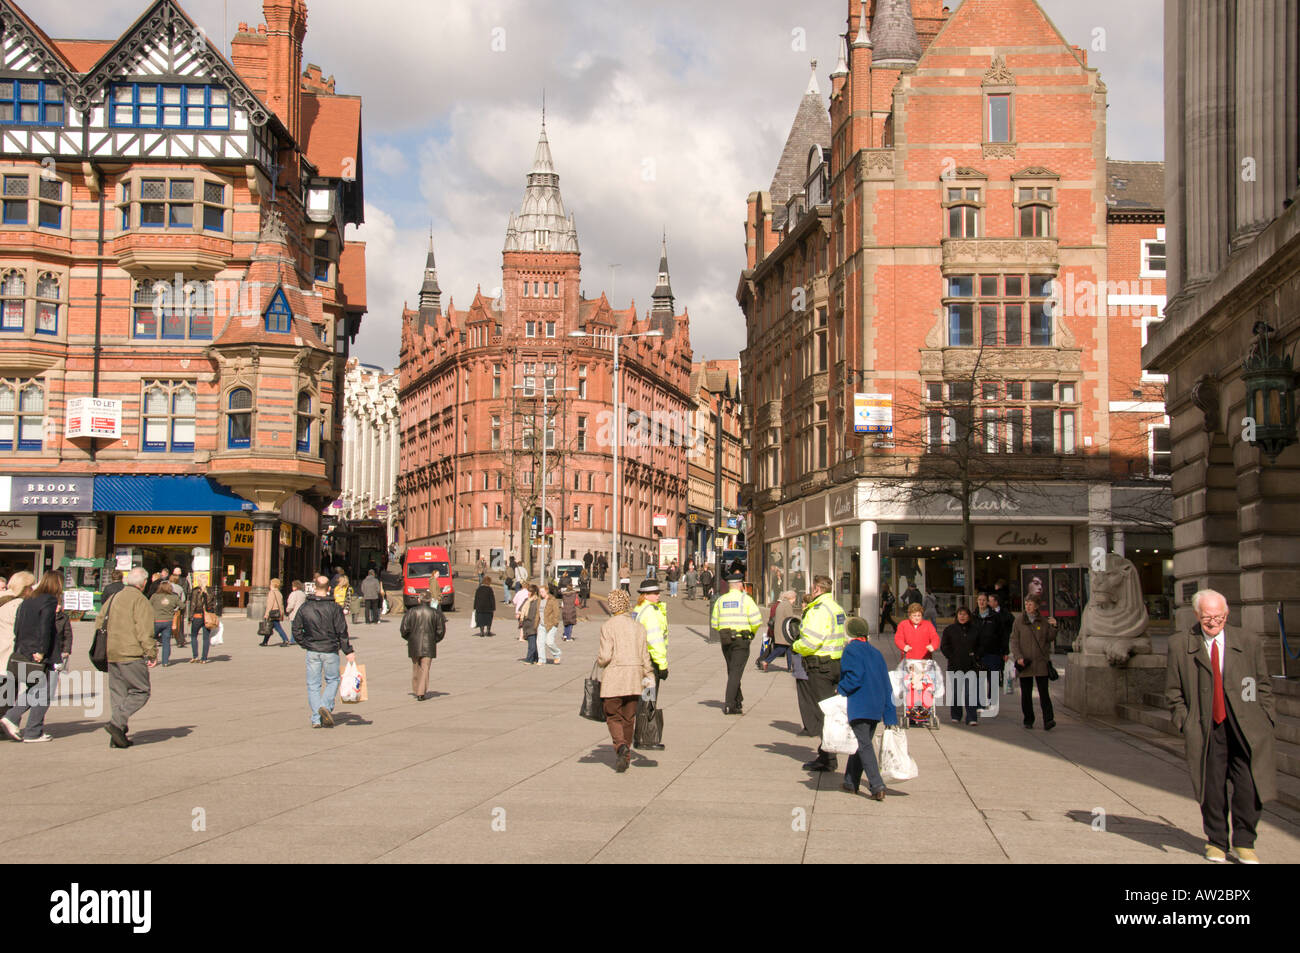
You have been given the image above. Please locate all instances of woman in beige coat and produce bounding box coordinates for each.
[597,589,654,772]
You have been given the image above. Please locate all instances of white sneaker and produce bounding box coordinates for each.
[0,719,20,742]
[22,733,52,743]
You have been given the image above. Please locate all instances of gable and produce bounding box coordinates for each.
[72,0,271,128]
[920,0,1085,64]
[0,1,79,86]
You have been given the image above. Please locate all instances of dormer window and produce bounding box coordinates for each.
[0,80,64,126]
[264,288,292,333]
[110,83,230,129]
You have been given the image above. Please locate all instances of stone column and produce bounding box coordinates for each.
[246,510,280,619]
[75,515,99,560]
[1232,0,1298,249]
[1164,0,1186,299]
[1183,0,1234,288]
[859,519,879,631]
[1112,528,1126,557]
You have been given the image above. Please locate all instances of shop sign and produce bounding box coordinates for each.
[65,397,121,440]
[659,538,680,563]
[803,495,827,530]
[8,477,92,512]
[0,514,37,541]
[866,483,1090,521]
[853,393,893,434]
[829,487,857,522]
[973,525,1072,552]
[224,517,254,550]
[652,513,668,528]
[782,504,803,536]
[38,515,78,540]
[114,515,211,545]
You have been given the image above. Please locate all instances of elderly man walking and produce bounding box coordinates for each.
[401,591,445,700]
[293,575,356,728]
[1166,589,1277,864]
[361,569,383,624]
[104,567,157,748]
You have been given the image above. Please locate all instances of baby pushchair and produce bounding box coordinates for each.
[891,658,943,730]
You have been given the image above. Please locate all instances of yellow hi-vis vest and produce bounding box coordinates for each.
[636,600,668,668]
[795,593,847,658]
[710,587,763,635]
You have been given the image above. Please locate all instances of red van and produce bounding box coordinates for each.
[403,546,454,610]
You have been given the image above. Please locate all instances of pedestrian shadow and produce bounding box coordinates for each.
[630,753,659,768]
[697,700,725,709]
[129,725,196,745]
[755,740,816,763]
[333,711,373,726]
[44,719,115,739]
[1063,810,1203,856]
[768,720,804,735]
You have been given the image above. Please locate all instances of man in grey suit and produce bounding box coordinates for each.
[1166,589,1277,864]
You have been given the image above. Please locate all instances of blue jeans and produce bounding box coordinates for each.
[563,623,573,641]
[669,581,678,597]
[306,651,340,724]
[190,617,212,660]
[154,620,173,665]
[264,620,289,644]
[525,633,538,663]
[844,719,885,794]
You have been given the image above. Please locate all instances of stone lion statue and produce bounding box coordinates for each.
[1073,553,1151,663]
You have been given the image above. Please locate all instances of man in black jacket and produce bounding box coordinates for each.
[401,591,445,700]
[941,605,981,725]
[292,576,356,728]
[973,592,1005,702]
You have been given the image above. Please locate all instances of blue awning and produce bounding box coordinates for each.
[93,475,252,513]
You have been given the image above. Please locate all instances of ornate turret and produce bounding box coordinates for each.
[503,123,580,253]
[870,0,922,70]
[418,237,441,319]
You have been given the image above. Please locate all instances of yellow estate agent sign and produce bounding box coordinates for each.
[114,515,212,545]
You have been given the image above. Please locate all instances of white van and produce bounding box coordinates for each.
[552,560,584,588]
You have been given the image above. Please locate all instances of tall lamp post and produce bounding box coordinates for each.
[571,327,662,592]
[711,387,737,599]
[515,378,576,589]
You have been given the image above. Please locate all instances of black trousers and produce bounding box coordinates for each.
[719,633,752,710]
[1019,675,1054,726]
[1202,709,1261,850]
[364,598,380,624]
[795,674,821,735]
[804,655,842,755]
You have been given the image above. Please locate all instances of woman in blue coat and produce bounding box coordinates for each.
[838,616,898,799]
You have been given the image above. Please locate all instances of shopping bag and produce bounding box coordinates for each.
[381,598,389,616]
[817,694,859,755]
[340,660,362,703]
[879,726,919,782]
[633,695,664,747]
[1003,659,1016,694]
[355,663,368,702]
[209,622,224,647]
[579,662,604,721]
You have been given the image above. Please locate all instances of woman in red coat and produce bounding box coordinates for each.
[894,603,940,659]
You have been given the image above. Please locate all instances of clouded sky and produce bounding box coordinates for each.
[27,0,1164,370]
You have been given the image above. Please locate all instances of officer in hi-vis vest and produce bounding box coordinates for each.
[709,572,763,714]
[793,574,848,771]
[635,580,668,686]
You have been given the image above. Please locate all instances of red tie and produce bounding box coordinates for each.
[1211,639,1226,725]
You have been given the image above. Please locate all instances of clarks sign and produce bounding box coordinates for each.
[973,525,1071,552]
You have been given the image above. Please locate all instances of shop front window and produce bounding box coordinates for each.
[810,529,831,588]
[766,541,784,602]
[786,536,808,602]
[833,525,860,613]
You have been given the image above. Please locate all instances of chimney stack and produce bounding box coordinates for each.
[262,0,308,142]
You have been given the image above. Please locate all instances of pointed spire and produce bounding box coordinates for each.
[419,236,441,316]
[505,122,579,253]
[805,59,820,96]
[650,234,676,339]
[870,0,922,70]
[853,0,872,49]
[830,34,849,78]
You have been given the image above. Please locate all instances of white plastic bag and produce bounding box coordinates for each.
[339,660,362,703]
[817,694,859,755]
[208,622,224,647]
[1003,659,1016,694]
[382,597,390,615]
[879,726,918,781]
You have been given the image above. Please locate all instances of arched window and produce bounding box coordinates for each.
[1016,186,1054,237]
[227,387,252,449]
[35,273,59,334]
[296,390,312,452]
[0,379,44,451]
[1,270,24,331]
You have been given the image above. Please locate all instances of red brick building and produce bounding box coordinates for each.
[739,0,1170,622]
[397,126,694,574]
[0,0,365,614]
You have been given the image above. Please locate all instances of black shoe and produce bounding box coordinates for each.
[259,641,270,647]
[615,745,630,773]
[1044,720,1056,731]
[319,707,335,728]
[105,724,130,748]
[1023,722,1034,729]
[841,781,859,795]
[803,758,832,772]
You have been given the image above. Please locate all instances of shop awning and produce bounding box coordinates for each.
[93,475,252,513]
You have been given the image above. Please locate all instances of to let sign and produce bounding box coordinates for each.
[853,393,893,434]
[65,398,121,440]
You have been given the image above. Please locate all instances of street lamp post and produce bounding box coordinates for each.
[712,388,735,600]
[571,327,662,592]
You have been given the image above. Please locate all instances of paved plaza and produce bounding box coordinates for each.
[6,590,1300,864]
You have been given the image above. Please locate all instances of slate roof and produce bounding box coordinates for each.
[769,91,831,206]
[1106,160,1164,213]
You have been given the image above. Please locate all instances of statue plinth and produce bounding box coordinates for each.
[1064,651,1167,716]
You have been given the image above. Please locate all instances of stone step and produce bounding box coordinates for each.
[1277,738,1300,781]
[1117,702,1178,737]
[1277,712,1300,747]
[1147,687,1300,718]
[1271,676,1300,699]
[1142,691,1167,709]
[1278,773,1300,815]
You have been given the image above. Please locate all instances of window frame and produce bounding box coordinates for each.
[0,79,65,126]
[986,92,1012,144]
[1149,416,1172,479]
[1140,228,1167,278]
[0,377,45,452]
[117,172,231,236]
[942,185,983,239]
[226,386,253,450]
[296,390,314,453]
[108,83,231,130]
[141,379,197,453]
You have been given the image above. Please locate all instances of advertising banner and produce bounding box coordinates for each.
[65,398,121,440]
[853,393,893,434]
[113,515,212,546]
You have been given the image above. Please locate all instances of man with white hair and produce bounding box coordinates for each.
[1166,589,1278,864]
[104,567,158,748]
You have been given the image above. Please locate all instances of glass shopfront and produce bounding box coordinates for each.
[810,528,831,588]
[786,535,808,601]
[766,541,784,599]
[833,524,860,613]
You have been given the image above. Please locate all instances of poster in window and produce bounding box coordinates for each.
[1019,565,1050,616]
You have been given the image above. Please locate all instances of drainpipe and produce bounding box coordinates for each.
[90,160,105,462]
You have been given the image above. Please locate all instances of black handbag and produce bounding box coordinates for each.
[1047,660,1060,681]
[580,662,605,721]
[267,609,282,622]
[634,695,664,747]
[89,594,114,673]
[257,619,272,637]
